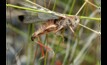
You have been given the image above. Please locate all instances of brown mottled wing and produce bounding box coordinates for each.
[17,1,60,23]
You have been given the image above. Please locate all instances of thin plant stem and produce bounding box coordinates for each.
[86,0,99,8]
[75,1,87,15]
[52,0,57,11]
[79,23,101,35]
[69,0,76,14]
[47,0,51,8]
[6,4,101,21]
[51,36,63,65]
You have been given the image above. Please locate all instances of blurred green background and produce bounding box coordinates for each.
[6,0,101,65]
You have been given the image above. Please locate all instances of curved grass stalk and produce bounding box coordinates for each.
[6,4,47,13]
[6,4,101,21]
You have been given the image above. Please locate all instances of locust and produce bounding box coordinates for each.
[8,0,80,59]
[6,0,101,61]
[17,1,80,41]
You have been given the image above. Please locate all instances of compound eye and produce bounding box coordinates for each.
[74,16,79,23]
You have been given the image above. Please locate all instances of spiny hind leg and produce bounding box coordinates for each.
[36,40,54,60]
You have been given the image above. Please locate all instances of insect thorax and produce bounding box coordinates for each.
[32,16,79,40]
